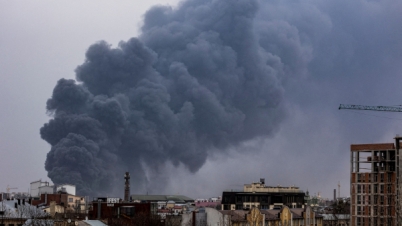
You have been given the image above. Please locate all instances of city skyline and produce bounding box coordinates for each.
[1,0,402,199]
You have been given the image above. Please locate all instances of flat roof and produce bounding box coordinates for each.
[131,195,194,203]
[351,143,395,151]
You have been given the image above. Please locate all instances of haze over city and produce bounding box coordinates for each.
[1,0,402,200]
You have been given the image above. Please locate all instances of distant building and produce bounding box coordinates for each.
[195,197,221,208]
[221,178,305,210]
[321,214,350,226]
[30,180,50,197]
[131,194,194,204]
[182,206,323,226]
[39,185,54,195]
[31,193,86,214]
[56,184,76,196]
[88,198,159,225]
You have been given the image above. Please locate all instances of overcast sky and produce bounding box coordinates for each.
[1,0,402,200]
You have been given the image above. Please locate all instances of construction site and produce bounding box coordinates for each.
[350,137,402,226]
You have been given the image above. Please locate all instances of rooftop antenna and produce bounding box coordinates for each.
[338,181,340,198]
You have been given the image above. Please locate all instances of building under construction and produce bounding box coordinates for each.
[350,137,402,226]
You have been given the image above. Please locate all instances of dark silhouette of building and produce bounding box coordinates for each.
[221,179,305,210]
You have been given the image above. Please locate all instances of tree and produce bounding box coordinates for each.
[324,200,350,226]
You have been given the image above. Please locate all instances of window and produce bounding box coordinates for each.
[380,174,384,182]
[357,185,361,193]
[68,198,73,202]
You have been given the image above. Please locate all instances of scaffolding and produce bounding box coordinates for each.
[350,139,401,226]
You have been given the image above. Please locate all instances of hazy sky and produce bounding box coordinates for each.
[1,0,402,199]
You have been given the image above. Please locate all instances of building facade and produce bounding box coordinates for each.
[350,138,402,226]
[185,206,323,226]
[221,179,305,210]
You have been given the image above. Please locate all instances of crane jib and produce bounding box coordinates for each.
[339,104,402,112]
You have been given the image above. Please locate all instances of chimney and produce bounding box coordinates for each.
[333,189,336,201]
[124,172,130,202]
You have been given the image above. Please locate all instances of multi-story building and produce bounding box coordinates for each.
[30,180,50,197]
[221,178,305,210]
[350,137,402,226]
[183,206,323,226]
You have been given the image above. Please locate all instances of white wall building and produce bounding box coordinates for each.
[38,185,54,196]
[57,184,76,195]
[30,180,50,197]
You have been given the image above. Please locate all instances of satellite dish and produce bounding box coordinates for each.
[75,222,78,225]
[67,219,71,223]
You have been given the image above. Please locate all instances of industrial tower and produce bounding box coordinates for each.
[124,172,130,202]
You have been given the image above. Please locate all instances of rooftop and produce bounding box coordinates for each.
[131,195,194,203]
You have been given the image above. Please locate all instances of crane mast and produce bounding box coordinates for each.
[339,104,402,112]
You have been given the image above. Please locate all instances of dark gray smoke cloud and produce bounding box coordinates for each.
[41,0,288,196]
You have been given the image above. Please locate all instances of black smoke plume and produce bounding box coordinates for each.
[41,0,288,195]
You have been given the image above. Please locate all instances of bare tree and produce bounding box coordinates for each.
[324,200,350,226]
[165,215,182,226]
[17,204,53,226]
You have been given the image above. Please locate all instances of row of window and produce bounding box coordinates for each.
[233,195,302,204]
[355,184,393,194]
[356,172,393,183]
[356,194,394,205]
[356,205,394,215]
[356,216,393,226]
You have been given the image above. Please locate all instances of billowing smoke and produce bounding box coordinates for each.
[41,0,289,196]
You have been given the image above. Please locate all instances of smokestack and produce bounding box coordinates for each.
[333,189,336,201]
[124,172,130,202]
